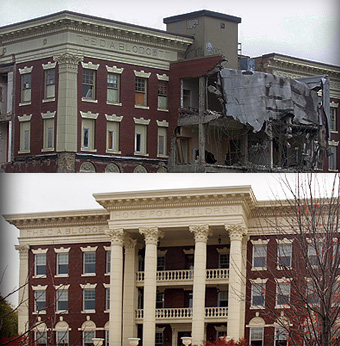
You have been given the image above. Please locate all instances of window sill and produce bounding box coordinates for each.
[19,102,31,106]
[329,169,339,172]
[81,98,98,103]
[104,273,110,276]
[81,148,97,153]
[32,275,47,279]
[42,98,55,103]
[18,150,31,154]
[107,101,122,106]
[106,150,121,155]
[249,306,265,310]
[81,310,96,313]
[275,305,290,309]
[157,154,169,159]
[41,148,55,152]
[157,108,169,112]
[33,311,46,315]
[56,310,69,314]
[276,266,292,270]
[82,273,96,277]
[134,152,149,157]
[55,274,69,278]
[330,130,338,134]
[251,267,267,271]
[134,105,149,110]
[104,310,110,313]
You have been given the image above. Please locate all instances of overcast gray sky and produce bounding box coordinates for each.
[1,0,339,66]
[1,173,339,306]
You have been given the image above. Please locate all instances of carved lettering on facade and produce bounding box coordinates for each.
[112,206,238,220]
[25,226,103,238]
[75,34,171,60]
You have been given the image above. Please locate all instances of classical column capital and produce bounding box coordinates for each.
[15,244,30,258]
[139,227,163,245]
[225,223,247,241]
[124,236,137,250]
[105,228,124,245]
[189,225,211,243]
[54,52,83,72]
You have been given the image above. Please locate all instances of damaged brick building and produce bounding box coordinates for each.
[0,9,339,172]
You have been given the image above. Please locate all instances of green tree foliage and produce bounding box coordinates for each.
[0,296,18,339]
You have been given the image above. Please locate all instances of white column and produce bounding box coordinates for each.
[225,224,247,340]
[54,53,82,156]
[15,244,30,335]
[189,225,210,345]
[139,227,162,346]
[105,228,124,346]
[123,236,138,346]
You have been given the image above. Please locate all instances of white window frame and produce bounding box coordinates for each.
[157,78,168,111]
[106,287,110,311]
[81,62,99,103]
[250,278,268,309]
[34,289,47,313]
[156,120,169,158]
[275,280,291,308]
[18,114,32,154]
[134,118,150,156]
[83,251,96,275]
[56,330,69,346]
[328,143,338,172]
[83,330,96,346]
[83,288,96,312]
[250,327,264,346]
[218,290,228,307]
[41,111,56,152]
[35,330,47,346]
[106,65,124,106]
[19,66,33,105]
[35,253,47,277]
[56,288,69,313]
[105,114,123,154]
[274,326,289,346]
[80,111,98,152]
[277,243,292,269]
[105,247,111,274]
[251,240,269,270]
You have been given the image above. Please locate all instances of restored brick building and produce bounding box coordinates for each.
[5,185,337,346]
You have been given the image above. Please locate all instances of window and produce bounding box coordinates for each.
[35,290,46,312]
[57,253,69,275]
[308,243,321,267]
[157,127,167,157]
[276,282,290,307]
[306,281,319,305]
[21,73,32,103]
[106,122,119,152]
[155,332,163,346]
[219,253,229,269]
[56,331,69,346]
[82,69,95,99]
[277,244,292,268]
[135,77,147,106]
[56,289,68,312]
[44,119,54,149]
[45,69,56,100]
[35,331,47,346]
[158,81,168,110]
[81,118,96,151]
[253,244,267,269]
[106,288,110,311]
[105,330,109,346]
[135,124,147,155]
[157,256,165,271]
[84,252,96,274]
[83,330,95,346]
[18,114,32,153]
[328,145,338,171]
[107,73,120,103]
[218,290,228,307]
[83,289,96,311]
[330,107,337,132]
[106,250,111,274]
[35,254,47,276]
[274,327,288,346]
[251,283,265,308]
[156,291,164,309]
[250,327,263,346]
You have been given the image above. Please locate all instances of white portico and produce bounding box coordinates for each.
[95,186,255,346]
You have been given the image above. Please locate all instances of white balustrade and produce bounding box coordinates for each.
[136,307,228,320]
[205,307,228,318]
[206,268,229,280]
[155,307,192,319]
[136,268,229,283]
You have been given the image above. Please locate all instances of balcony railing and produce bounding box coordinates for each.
[136,268,229,283]
[135,307,228,320]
